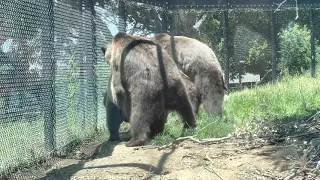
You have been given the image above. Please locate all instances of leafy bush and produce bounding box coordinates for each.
[278,22,312,75]
[246,38,272,80]
[247,39,269,66]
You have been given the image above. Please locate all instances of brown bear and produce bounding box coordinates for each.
[102,32,197,147]
[102,70,200,142]
[151,34,227,116]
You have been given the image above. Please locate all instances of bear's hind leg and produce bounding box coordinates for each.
[125,95,164,147]
[125,111,149,147]
[124,103,152,147]
[173,81,197,129]
[149,111,167,139]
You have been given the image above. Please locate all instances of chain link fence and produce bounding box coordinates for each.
[0,0,55,172]
[1,0,320,176]
[163,7,320,91]
[0,0,127,174]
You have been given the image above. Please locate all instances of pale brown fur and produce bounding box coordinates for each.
[179,69,201,116]
[151,34,227,116]
[104,32,197,147]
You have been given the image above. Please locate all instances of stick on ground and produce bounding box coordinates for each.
[157,135,233,150]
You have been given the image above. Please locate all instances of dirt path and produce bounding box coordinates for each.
[9,136,313,180]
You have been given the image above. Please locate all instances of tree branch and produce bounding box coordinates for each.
[157,135,232,150]
[273,0,299,20]
[189,13,207,38]
[274,0,288,12]
[126,8,163,33]
[295,0,299,20]
[193,13,207,31]
[129,21,138,34]
[255,69,272,86]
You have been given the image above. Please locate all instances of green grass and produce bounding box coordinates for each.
[152,68,320,145]
[152,109,234,146]
[0,55,101,173]
[0,116,102,173]
[1,66,320,172]
[0,120,46,171]
[224,70,320,125]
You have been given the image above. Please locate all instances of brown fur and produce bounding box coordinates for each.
[179,69,201,116]
[151,34,227,116]
[103,32,197,147]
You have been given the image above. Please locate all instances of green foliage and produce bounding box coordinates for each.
[216,38,224,54]
[198,13,227,73]
[198,13,221,46]
[153,66,320,145]
[278,22,312,75]
[223,67,320,130]
[68,54,80,139]
[198,13,223,55]
[196,9,316,81]
[198,10,273,80]
[0,121,45,173]
[245,38,272,80]
[247,39,269,66]
[152,109,234,146]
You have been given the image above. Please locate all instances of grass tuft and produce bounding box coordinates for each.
[152,108,234,146]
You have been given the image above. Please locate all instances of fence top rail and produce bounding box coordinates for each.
[128,0,320,10]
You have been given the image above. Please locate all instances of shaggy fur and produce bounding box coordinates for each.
[102,32,196,147]
[150,34,227,116]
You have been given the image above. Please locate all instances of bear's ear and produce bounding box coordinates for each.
[101,47,107,55]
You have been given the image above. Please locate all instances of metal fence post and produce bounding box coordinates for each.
[239,60,246,90]
[310,8,316,78]
[162,8,168,33]
[118,0,127,32]
[223,0,230,89]
[45,0,56,155]
[270,10,278,84]
[90,0,98,132]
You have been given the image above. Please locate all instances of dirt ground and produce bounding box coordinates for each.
[7,132,320,180]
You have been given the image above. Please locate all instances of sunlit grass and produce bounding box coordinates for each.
[152,68,320,145]
[0,120,45,171]
[152,109,234,146]
[224,69,320,126]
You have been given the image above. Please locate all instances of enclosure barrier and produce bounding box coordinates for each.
[0,0,319,176]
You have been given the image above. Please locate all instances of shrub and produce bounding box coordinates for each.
[278,22,312,75]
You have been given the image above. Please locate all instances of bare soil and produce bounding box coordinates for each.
[7,131,320,180]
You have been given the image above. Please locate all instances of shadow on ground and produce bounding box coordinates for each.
[251,111,320,171]
[39,131,177,180]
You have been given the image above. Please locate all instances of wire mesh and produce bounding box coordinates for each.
[1,0,320,177]
[53,0,97,155]
[124,0,167,36]
[0,0,115,174]
[229,10,273,87]
[164,7,320,91]
[94,1,126,132]
[0,0,55,172]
